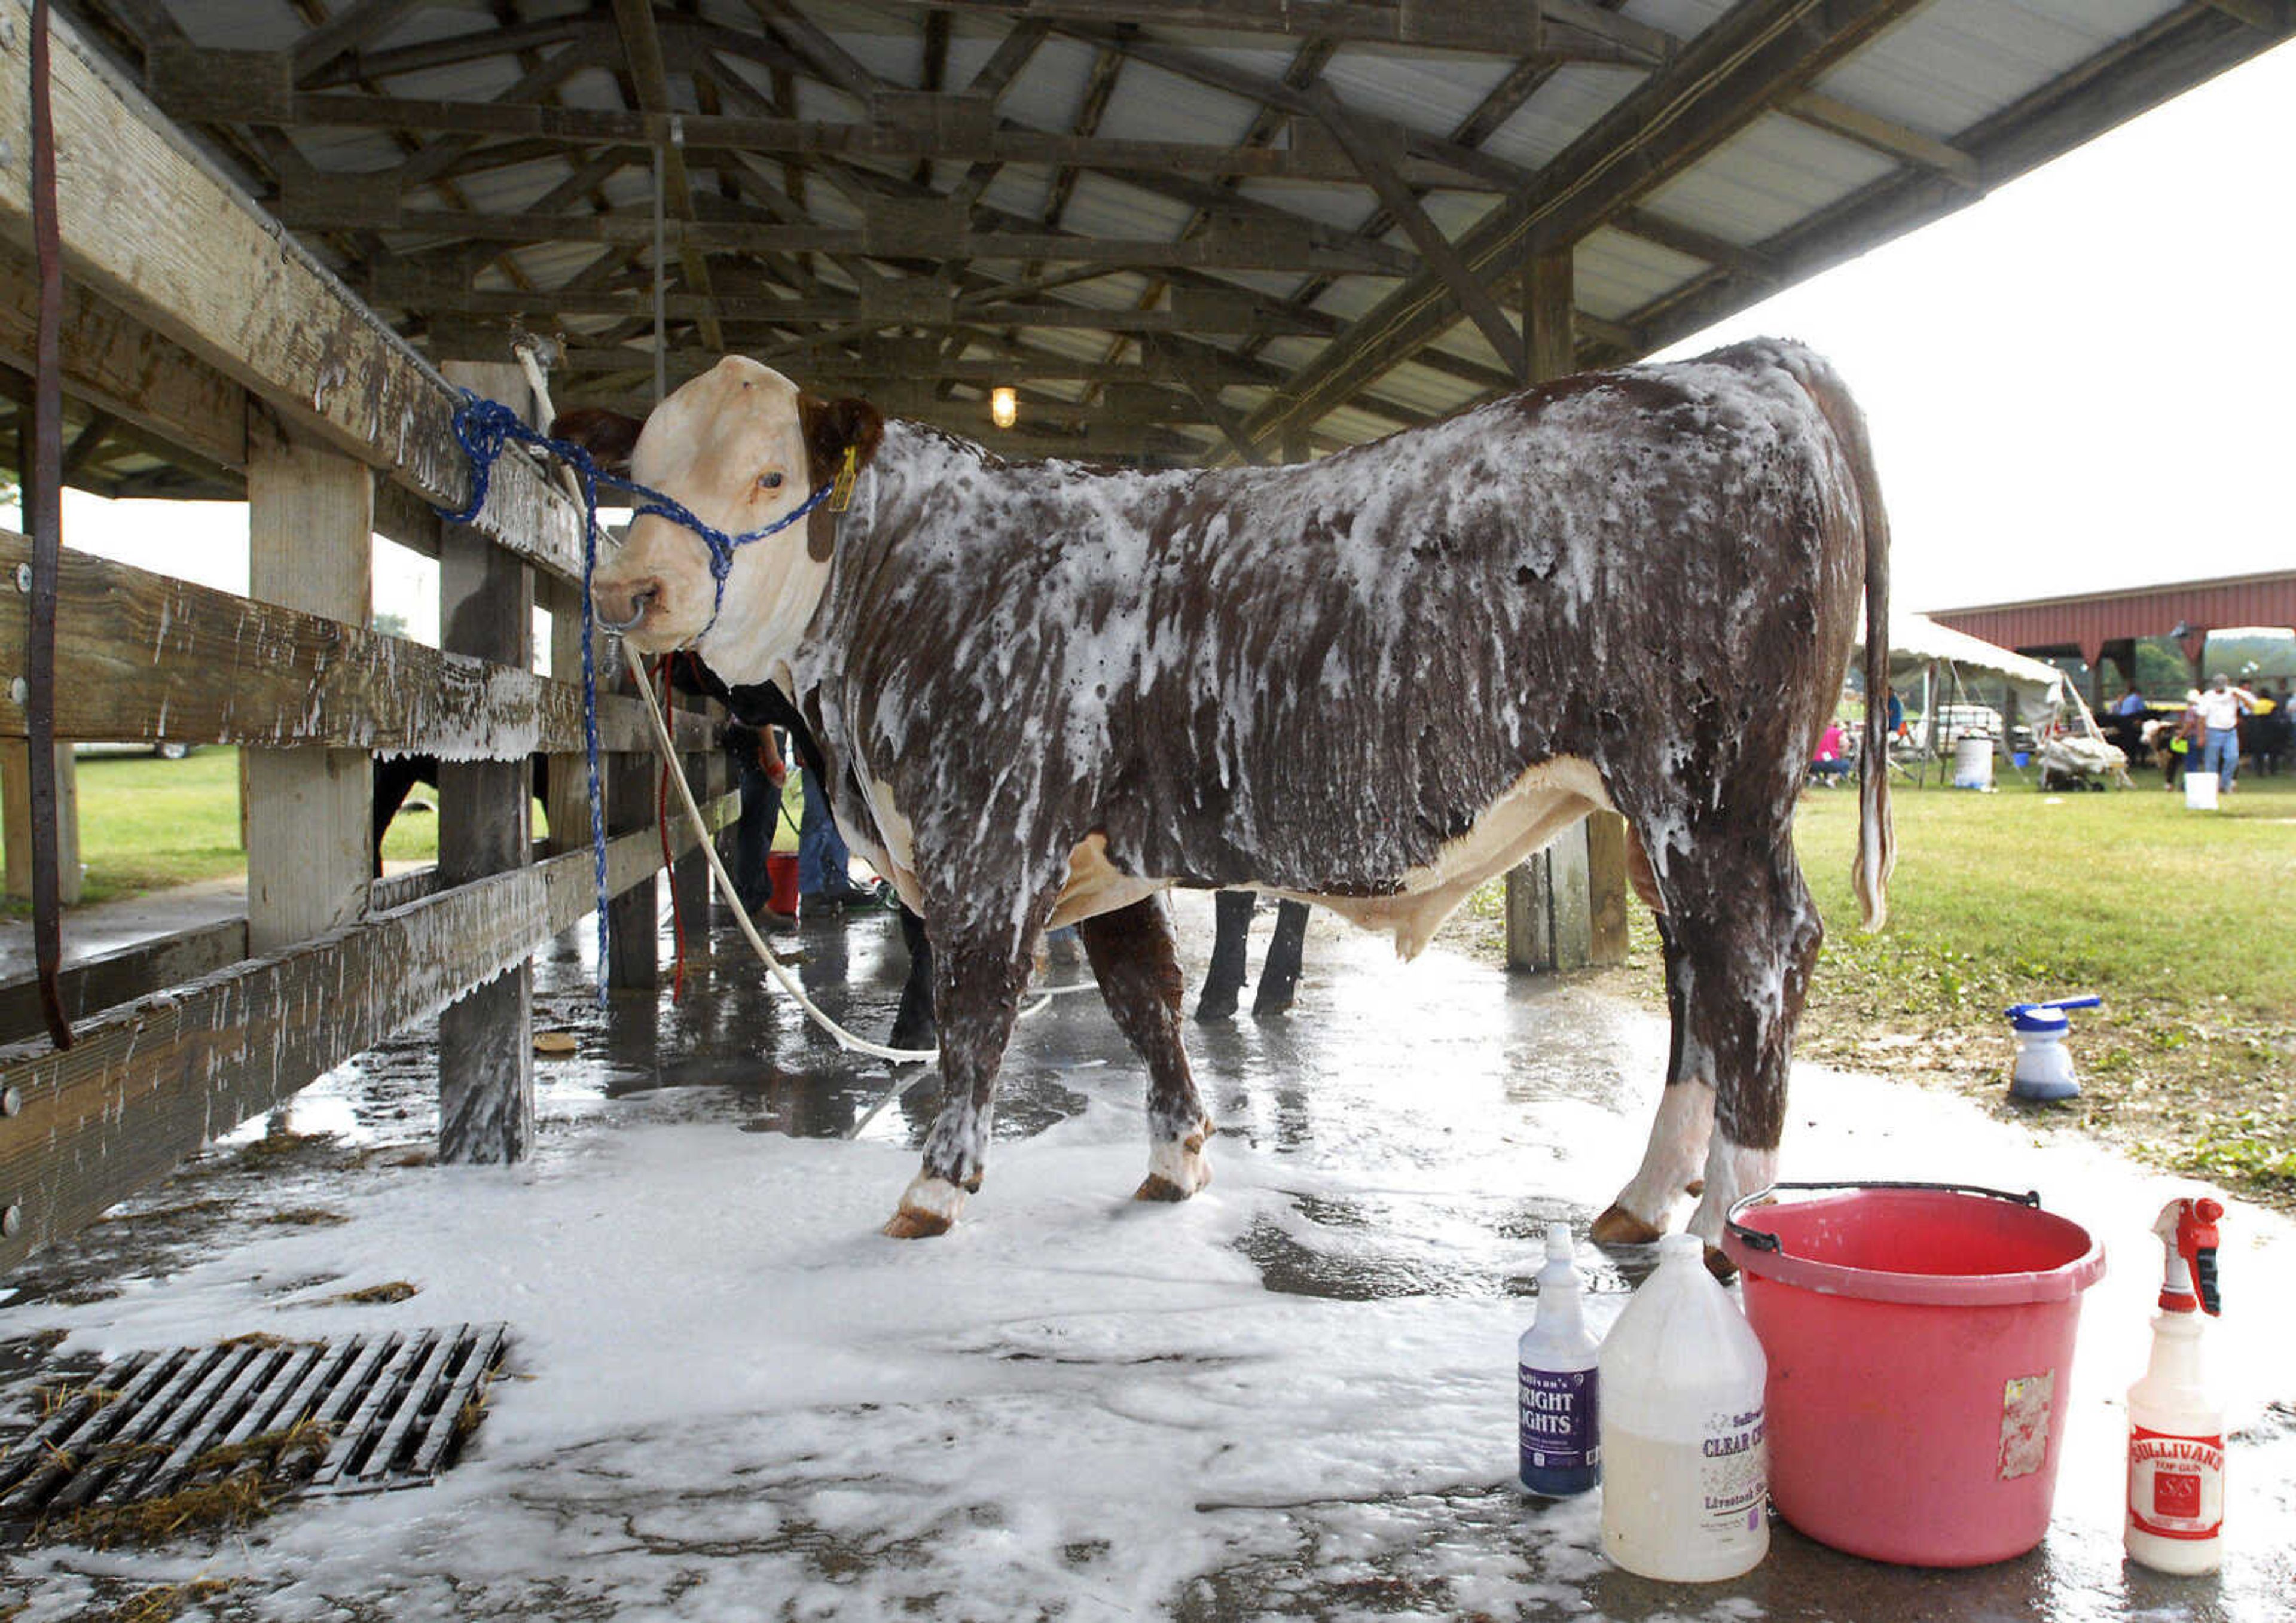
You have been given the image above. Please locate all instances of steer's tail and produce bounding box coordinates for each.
[1785,347,1895,929]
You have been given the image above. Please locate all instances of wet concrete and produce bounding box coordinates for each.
[0,892,2290,1621]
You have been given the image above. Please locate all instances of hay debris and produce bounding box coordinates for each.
[264,1207,350,1227]
[43,1418,332,1549]
[108,1579,240,1623]
[320,1281,419,1306]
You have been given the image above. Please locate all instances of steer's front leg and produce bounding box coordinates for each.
[884,884,1060,1238]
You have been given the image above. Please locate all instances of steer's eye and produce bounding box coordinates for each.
[758,471,785,492]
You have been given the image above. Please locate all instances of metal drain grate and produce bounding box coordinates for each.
[0,1323,508,1527]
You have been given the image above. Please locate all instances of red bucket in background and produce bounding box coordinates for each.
[764,852,800,916]
[1722,1182,2106,1567]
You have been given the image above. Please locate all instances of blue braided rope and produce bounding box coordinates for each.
[439,392,831,997]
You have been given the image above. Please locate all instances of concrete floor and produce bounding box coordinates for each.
[0,891,2289,1621]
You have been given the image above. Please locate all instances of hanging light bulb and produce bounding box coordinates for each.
[991,386,1019,429]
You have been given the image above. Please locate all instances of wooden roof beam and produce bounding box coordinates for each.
[273,90,1498,186]
[305,14,597,87]
[366,279,1336,334]
[610,0,725,350]
[0,0,578,571]
[1623,0,2296,358]
[1787,90,1983,190]
[1237,0,1934,449]
[873,1,1671,65]
[292,0,426,85]
[1308,84,1526,377]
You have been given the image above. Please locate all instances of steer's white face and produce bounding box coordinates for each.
[591,356,829,681]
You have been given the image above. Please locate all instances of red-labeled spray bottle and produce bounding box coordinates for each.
[2125,1197,2226,1574]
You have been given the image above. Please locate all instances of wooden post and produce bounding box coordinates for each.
[7,423,79,908]
[542,579,594,857]
[245,419,371,954]
[606,675,658,989]
[1506,249,1630,972]
[437,361,536,1163]
[673,701,718,925]
[2,740,78,904]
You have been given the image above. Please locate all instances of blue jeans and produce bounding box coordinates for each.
[798,767,853,895]
[731,759,779,913]
[2203,727,2240,788]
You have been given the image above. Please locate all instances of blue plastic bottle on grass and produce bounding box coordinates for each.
[1518,1221,1601,1497]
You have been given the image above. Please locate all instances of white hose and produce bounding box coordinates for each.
[624,647,943,1064]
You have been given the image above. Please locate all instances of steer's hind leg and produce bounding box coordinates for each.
[1078,896,1214,1201]
[1593,914,1714,1246]
[884,883,1061,1238]
[1599,826,1824,1259]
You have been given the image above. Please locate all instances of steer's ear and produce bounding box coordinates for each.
[797,393,885,488]
[549,407,645,477]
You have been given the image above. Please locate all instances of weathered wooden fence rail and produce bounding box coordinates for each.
[0,0,731,1273]
[0,801,734,1270]
[0,532,709,758]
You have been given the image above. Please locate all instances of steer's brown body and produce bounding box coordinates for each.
[565,337,1892,1246]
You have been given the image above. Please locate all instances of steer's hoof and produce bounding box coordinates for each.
[882,1207,952,1239]
[1135,1125,1213,1203]
[1704,1243,1738,1283]
[1684,1178,1705,1197]
[883,1173,964,1238]
[1590,1202,1666,1246]
[1193,984,1241,1023]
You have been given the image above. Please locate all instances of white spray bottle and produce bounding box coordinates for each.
[1518,1222,1601,1497]
[2125,1196,2226,1574]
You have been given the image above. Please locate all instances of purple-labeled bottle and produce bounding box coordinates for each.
[1519,1221,1601,1497]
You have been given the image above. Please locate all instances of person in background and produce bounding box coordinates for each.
[2164,692,2205,789]
[2114,682,2148,718]
[799,759,881,911]
[2247,683,2289,777]
[2191,672,2258,792]
[1810,718,1853,786]
[726,719,789,922]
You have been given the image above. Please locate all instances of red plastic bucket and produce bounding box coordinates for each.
[1722,1182,2106,1567]
[764,852,801,917]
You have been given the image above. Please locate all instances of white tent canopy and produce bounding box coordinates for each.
[1854,610,2067,728]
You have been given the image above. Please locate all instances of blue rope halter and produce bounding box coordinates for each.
[439,392,833,997]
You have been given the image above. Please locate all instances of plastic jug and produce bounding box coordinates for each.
[1518,1222,1601,1497]
[1598,1234,1769,1581]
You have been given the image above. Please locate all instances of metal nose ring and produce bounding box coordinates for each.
[595,587,655,633]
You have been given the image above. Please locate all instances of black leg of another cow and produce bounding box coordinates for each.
[1077,896,1214,1201]
[889,904,936,1055]
[884,886,1061,1239]
[1195,891,1254,1021]
[1251,899,1309,1017]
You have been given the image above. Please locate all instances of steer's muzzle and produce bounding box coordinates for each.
[593,573,666,637]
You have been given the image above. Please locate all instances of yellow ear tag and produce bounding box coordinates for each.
[829,444,859,513]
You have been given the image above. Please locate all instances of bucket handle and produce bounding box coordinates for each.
[1725,1180,2041,1255]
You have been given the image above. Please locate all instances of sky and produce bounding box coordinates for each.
[7,33,2292,636]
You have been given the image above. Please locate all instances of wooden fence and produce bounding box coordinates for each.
[0,0,728,1272]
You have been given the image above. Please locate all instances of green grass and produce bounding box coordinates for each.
[6,749,251,907]
[1784,771,2295,1206]
[3,746,788,910]
[1791,771,2296,1029]
[1456,770,2296,1209]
